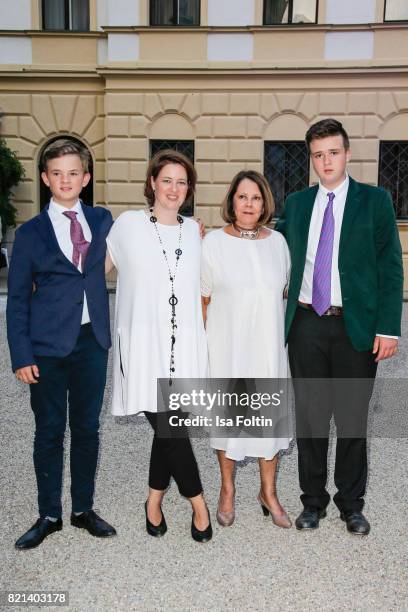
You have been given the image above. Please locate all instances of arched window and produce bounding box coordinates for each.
[38,136,94,210]
[263,114,310,216]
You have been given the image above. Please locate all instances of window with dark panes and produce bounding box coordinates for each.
[264,142,310,217]
[42,0,89,31]
[264,0,317,24]
[150,140,195,216]
[384,0,408,21]
[378,141,408,220]
[150,0,200,26]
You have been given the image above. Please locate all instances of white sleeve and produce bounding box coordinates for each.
[201,237,213,297]
[283,237,291,285]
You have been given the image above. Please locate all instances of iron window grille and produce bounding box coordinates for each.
[264,0,318,25]
[42,0,89,31]
[150,140,195,216]
[264,141,310,217]
[150,0,200,26]
[378,141,408,220]
[384,0,408,22]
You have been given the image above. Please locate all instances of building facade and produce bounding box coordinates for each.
[0,0,408,285]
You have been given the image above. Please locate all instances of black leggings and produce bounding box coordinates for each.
[144,411,203,498]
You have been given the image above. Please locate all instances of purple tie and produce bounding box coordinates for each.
[63,211,90,270]
[312,192,335,316]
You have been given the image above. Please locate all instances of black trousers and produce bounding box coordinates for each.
[144,411,203,498]
[30,324,108,518]
[288,307,377,513]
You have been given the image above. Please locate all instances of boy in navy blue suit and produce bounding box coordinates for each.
[7,139,116,549]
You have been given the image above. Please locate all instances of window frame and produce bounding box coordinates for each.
[378,140,408,221]
[149,0,201,27]
[383,0,408,23]
[42,0,90,32]
[263,0,318,26]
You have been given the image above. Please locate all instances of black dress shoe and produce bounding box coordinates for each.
[191,510,212,543]
[71,510,116,537]
[15,517,62,550]
[295,506,327,530]
[145,501,167,537]
[340,510,370,535]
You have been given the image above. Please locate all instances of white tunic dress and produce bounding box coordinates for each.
[201,228,291,460]
[107,210,208,416]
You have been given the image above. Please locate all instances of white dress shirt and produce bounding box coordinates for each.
[48,199,91,324]
[299,174,349,307]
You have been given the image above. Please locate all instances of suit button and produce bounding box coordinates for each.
[343,297,349,301]
[77,300,83,305]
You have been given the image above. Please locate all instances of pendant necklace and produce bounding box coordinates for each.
[233,223,260,240]
[149,207,183,385]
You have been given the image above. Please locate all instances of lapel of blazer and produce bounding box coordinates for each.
[294,184,319,285]
[35,204,80,274]
[339,177,362,264]
[299,184,318,240]
[81,202,100,272]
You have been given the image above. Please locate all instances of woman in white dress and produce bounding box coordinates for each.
[201,170,292,528]
[106,150,212,543]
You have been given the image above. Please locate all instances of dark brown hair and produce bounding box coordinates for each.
[144,149,197,210]
[221,170,275,226]
[305,118,350,152]
[41,138,91,172]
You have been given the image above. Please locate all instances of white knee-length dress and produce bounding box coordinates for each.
[201,227,291,460]
[107,210,208,416]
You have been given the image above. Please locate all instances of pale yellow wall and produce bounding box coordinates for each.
[139,31,207,64]
[31,0,40,29]
[2,81,408,288]
[2,23,408,72]
[31,34,99,66]
[0,86,105,220]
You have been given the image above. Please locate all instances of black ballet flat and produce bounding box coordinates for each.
[144,501,167,537]
[191,510,213,543]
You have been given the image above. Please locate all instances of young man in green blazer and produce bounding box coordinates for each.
[275,118,403,535]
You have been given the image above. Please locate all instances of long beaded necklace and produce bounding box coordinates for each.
[149,206,183,385]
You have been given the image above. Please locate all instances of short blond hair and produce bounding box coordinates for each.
[221,170,275,225]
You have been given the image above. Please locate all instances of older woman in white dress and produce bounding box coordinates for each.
[106,150,212,543]
[201,170,292,528]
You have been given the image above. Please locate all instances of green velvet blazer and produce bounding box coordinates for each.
[275,177,403,351]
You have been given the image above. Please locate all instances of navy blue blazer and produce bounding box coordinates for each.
[7,203,113,371]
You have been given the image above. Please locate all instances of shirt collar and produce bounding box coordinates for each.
[318,173,349,201]
[49,198,82,215]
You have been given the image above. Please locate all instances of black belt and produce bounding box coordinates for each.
[298,301,343,317]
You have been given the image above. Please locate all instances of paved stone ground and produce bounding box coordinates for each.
[0,296,407,612]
